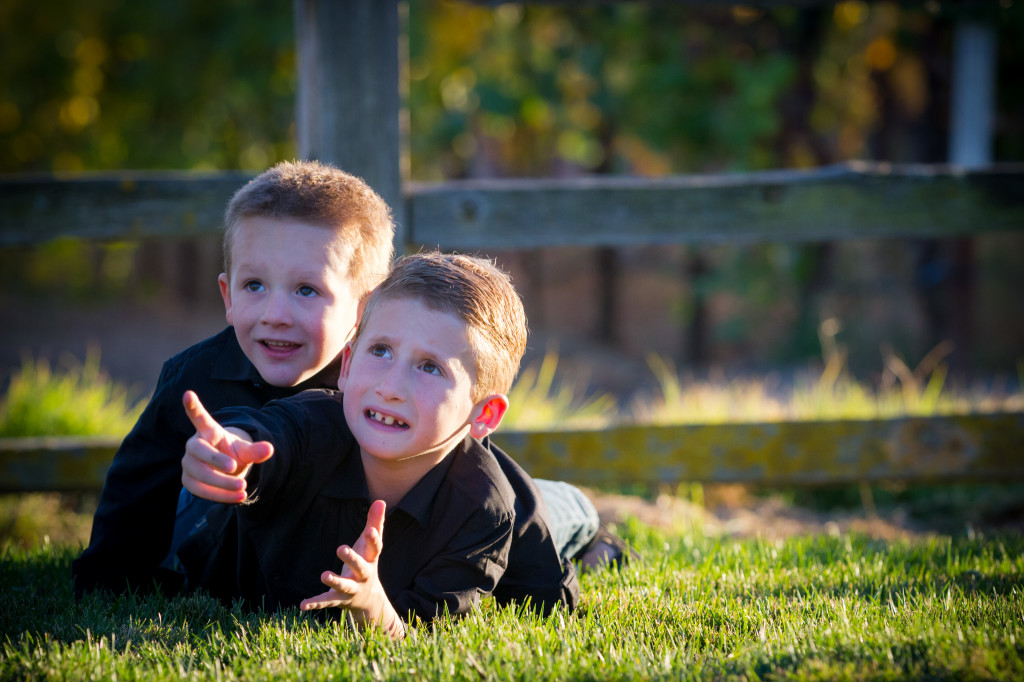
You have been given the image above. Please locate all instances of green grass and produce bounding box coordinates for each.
[504,351,618,430]
[0,350,146,437]
[635,347,1024,425]
[3,345,1020,438]
[3,348,1022,679]
[3,524,1022,680]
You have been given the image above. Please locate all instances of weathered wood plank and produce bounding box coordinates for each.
[494,412,1024,486]
[407,162,1024,250]
[4,163,1022,248]
[0,172,252,247]
[0,436,122,493]
[294,0,406,249]
[2,413,1021,492]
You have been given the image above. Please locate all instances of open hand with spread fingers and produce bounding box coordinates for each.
[299,500,405,639]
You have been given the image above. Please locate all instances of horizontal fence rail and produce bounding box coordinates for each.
[494,412,1024,486]
[2,413,1021,493]
[407,162,1024,249]
[0,172,252,247]
[3,163,1023,248]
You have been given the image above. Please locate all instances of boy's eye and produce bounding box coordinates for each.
[420,361,443,377]
[369,344,391,359]
[244,280,265,293]
[297,285,317,297]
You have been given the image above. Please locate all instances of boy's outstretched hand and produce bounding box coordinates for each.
[181,390,274,504]
[300,500,405,640]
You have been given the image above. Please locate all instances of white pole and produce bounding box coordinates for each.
[949,20,997,167]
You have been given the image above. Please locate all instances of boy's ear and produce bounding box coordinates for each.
[469,394,509,439]
[218,273,233,325]
[337,341,355,392]
[345,297,368,344]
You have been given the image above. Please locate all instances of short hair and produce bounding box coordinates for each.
[223,160,395,299]
[355,252,528,400]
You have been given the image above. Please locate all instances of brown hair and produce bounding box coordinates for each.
[355,252,528,400]
[223,160,394,299]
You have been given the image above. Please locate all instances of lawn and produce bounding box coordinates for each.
[2,352,1022,679]
[3,513,1022,681]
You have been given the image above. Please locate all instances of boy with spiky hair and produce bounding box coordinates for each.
[73,160,395,596]
[179,252,578,638]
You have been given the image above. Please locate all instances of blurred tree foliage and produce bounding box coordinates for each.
[406,0,1024,177]
[3,0,1021,176]
[2,0,1022,369]
[0,0,295,172]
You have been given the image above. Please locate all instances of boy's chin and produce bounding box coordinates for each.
[254,365,312,388]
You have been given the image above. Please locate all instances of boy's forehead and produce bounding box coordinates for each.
[229,216,351,269]
[232,215,343,245]
[366,294,441,325]
[362,296,467,342]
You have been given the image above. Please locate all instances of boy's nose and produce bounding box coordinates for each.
[260,291,293,326]
[374,365,406,401]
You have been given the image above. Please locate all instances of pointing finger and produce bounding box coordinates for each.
[182,390,224,446]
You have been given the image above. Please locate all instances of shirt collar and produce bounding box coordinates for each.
[393,439,461,527]
[210,328,256,383]
[319,435,466,529]
[209,327,342,394]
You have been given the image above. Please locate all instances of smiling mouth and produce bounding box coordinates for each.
[261,340,300,350]
[368,409,409,428]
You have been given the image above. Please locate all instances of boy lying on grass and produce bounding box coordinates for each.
[73,160,396,596]
[177,252,576,639]
[76,159,608,600]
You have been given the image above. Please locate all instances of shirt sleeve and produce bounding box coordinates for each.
[216,390,346,510]
[72,356,193,596]
[215,404,300,505]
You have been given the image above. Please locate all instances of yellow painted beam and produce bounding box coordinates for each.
[1,412,1022,493]
[494,412,1024,485]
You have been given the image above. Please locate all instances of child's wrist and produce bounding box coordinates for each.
[354,592,404,640]
[385,612,406,640]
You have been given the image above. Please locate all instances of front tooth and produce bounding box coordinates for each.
[383,415,395,425]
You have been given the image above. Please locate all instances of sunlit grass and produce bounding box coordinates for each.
[636,342,1024,425]
[3,348,1023,679]
[0,349,146,438]
[3,523,1022,681]
[4,341,1020,440]
[503,351,618,430]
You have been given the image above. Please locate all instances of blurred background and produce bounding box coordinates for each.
[1,0,1022,405]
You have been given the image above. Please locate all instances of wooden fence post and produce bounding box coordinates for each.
[293,0,406,250]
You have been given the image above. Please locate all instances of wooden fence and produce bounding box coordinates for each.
[2,412,1023,493]
[2,0,1023,492]
[5,163,1023,249]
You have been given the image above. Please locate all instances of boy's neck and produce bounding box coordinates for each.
[360,447,455,509]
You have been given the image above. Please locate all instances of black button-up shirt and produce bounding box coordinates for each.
[72,326,341,596]
[179,390,578,621]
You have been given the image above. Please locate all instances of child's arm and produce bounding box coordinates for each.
[299,500,406,640]
[180,390,274,504]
